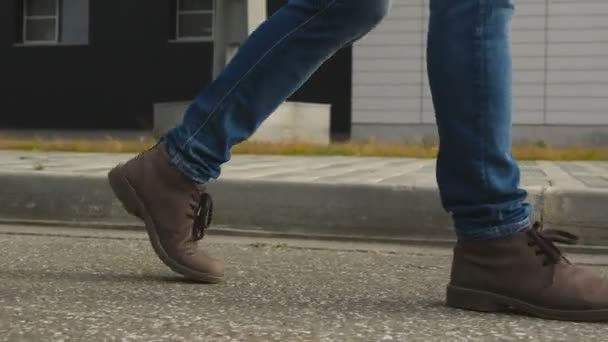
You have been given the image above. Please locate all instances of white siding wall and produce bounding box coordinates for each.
[546,0,608,125]
[353,0,427,124]
[352,0,608,126]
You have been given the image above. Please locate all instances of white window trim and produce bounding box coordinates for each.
[175,0,214,42]
[22,0,60,44]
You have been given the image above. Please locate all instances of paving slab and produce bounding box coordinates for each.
[0,150,607,245]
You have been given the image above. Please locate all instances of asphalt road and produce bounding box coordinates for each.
[1,224,608,342]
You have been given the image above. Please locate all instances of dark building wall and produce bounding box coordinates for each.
[0,0,213,129]
[1,0,352,138]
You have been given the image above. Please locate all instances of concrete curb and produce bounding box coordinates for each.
[0,171,559,244]
[0,172,452,237]
[543,188,608,245]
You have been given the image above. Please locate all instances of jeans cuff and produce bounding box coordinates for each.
[163,139,211,184]
[455,217,531,241]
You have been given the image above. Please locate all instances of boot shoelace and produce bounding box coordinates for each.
[527,222,575,266]
[188,190,214,241]
[136,143,214,241]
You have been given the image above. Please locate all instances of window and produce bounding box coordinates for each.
[18,0,89,45]
[175,0,214,41]
[23,0,59,43]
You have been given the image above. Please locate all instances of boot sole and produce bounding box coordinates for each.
[447,284,608,322]
[108,165,223,284]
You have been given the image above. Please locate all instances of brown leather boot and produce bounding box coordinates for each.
[447,224,608,321]
[108,143,224,283]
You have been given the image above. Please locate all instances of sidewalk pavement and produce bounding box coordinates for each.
[1,150,608,246]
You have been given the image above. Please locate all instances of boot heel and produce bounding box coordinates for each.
[446,285,504,312]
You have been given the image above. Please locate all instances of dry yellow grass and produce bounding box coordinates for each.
[0,137,607,161]
[0,138,154,153]
[233,140,440,158]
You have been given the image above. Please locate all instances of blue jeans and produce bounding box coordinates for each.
[164,0,532,241]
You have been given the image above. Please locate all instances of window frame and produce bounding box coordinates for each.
[175,0,214,42]
[22,0,61,45]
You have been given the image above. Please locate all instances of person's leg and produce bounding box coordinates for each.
[428,0,529,241]
[164,0,391,183]
[428,0,608,321]
[108,0,391,282]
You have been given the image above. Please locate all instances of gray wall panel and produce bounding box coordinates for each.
[352,0,608,128]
